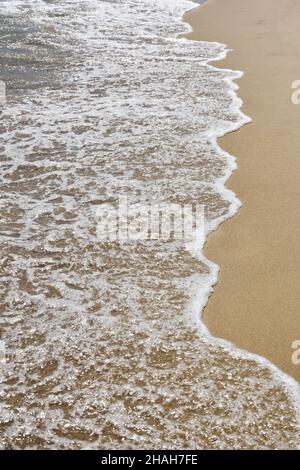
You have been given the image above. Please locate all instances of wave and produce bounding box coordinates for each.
[0,0,299,449]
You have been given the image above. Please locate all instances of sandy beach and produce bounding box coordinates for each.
[184,0,300,380]
[3,0,300,450]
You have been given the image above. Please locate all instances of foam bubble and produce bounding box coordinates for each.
[0,0,299,449]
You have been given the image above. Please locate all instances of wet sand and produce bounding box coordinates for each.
[184,0,300,381]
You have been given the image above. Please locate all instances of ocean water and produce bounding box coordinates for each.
[0,0,300,449]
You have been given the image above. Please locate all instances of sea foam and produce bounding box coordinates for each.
[0,0,299,449]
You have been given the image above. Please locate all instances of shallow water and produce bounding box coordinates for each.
[0,0,300,449]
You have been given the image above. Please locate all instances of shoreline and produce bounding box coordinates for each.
[184,0,300,382]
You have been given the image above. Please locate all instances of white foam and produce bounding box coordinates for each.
[182,0,300,418]
[0,0,299,449]
[0,0,46,16]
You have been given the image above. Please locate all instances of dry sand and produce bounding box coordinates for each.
[184,0,300,380]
